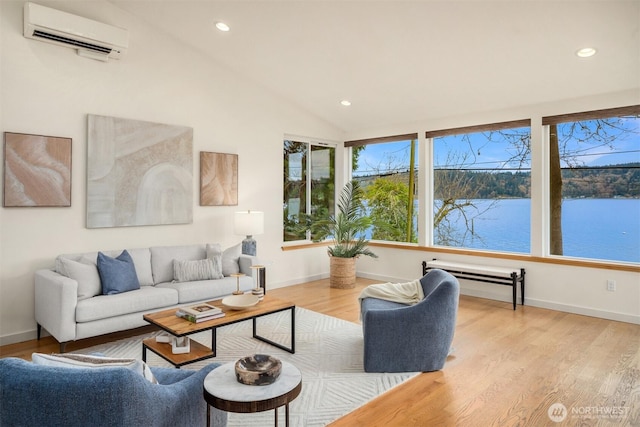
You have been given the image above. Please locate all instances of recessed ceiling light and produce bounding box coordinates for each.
[576,47,596,58]
[340,100,352,106]
[215,22,230,32]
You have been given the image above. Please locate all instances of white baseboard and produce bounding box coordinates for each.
[0,329,39,347]
[356,272,410,283]
[454,285,640,325]
[524,297,639,325]
[269,273,329,290]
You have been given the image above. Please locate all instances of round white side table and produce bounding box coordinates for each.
[204,360,302,427]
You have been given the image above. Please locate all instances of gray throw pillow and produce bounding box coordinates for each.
[221,243,241,276]
[173,258,223,282]
[206,243,224,278]
[97,250,140,295]
[59,257,102,300]
[206,243,222,259]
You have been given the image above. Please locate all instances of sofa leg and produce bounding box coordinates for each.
[37,324,42,340]
[60,342,67,353]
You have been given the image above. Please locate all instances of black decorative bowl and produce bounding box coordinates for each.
[234,354,282,386]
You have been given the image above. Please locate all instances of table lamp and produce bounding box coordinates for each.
[234,210,264,256]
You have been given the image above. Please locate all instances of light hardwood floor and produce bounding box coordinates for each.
[2,277,638,426]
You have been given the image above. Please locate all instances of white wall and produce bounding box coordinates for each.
[1,1,638,346]
[347,90,640,325]
[0,0,342,345]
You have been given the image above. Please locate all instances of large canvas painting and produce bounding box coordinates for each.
[200,152,238,206]
[3,132,72,207]
[87,115,193,228]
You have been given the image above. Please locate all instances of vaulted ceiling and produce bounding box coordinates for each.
[110,1,640,133]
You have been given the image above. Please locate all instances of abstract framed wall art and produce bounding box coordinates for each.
[200,152,238,206]
[86,115,193,228]
[3,132,72,207]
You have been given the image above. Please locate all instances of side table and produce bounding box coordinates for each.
[203,360,302,427]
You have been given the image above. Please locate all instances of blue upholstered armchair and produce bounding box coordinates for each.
[360,269,460,373]
[0,358,227,427]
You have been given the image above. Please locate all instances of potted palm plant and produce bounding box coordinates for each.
[310,180,378,288]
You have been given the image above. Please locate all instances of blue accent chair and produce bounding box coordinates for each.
[361,269,460,373]
[0,357,227,427]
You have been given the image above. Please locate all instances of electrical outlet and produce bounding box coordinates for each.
[607,280,616,292]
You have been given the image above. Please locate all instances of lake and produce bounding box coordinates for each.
[437,198,640,263]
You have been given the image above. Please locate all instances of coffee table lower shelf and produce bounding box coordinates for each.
[142,337,214,368]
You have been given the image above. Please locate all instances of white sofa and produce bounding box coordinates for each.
[35,243,256,352]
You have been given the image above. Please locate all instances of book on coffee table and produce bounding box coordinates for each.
[180,303,222,318]
[176,310,225,323]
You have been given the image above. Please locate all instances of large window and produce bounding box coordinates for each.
[346,133,419,243]
[543,106,640,263]
[283,139,335,242]
[284,105,639,265]
[428,120,531,253]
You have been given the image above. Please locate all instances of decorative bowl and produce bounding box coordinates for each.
[221,294,260,310]
[235,354,282,385]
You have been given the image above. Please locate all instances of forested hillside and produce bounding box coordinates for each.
[357,163,639,199]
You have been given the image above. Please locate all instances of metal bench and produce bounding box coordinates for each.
[423,259,525,310]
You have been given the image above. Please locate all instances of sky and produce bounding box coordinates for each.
[354,141,417,176]
[353,118,640,175]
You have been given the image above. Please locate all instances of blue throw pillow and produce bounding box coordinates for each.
[97,250,140,295]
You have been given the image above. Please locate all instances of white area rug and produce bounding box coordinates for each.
[79,307,418,426]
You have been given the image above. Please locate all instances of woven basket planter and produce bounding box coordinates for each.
[329,256,357,289]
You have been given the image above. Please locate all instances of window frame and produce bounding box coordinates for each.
[283,135,338,244]
[542,105,640,263]
[426,119,532,252]
[345,133,420,244]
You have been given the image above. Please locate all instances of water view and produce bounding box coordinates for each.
[439,198,640,263]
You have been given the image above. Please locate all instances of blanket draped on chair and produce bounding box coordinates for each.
[358,279,424,305]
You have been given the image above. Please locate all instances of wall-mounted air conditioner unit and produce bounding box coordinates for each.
[23,2,129,61]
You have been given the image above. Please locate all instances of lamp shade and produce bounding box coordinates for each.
[234,211,264,236]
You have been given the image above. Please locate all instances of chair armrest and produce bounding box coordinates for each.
[34,269,78,343]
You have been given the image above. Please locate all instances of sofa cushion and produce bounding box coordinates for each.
[75,286,178,322]
[59,257,102,300]
[221,243,241,276]
[173,258,223,282]
[31,353,157,384]
[97,250,140,295]
[151,245,206,284]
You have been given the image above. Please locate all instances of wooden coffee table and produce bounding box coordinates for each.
[142,296,295,368]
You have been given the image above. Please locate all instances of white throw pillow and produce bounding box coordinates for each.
[221,243,241,276]
[31,353,157,384]
[58,257,102,300]
[126,248,155,286]
[205,243,222,259]
[205,243,224,278]
[173,258,223,282]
